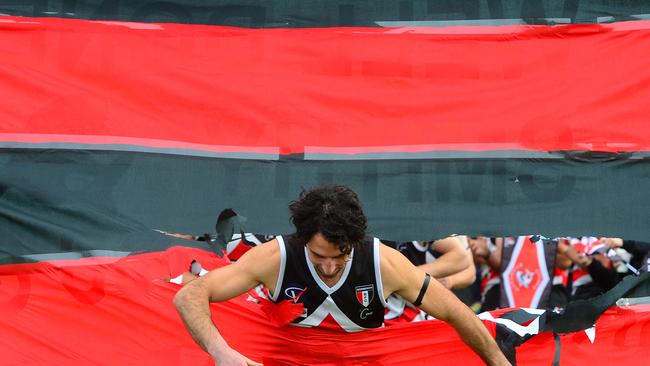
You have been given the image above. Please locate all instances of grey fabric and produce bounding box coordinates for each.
[2,149,650,263]
[1,1,649,28]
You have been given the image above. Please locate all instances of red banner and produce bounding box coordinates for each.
[0,246,648,365]
[2,17,650,155]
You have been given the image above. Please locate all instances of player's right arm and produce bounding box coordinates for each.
[380,244,510,366]
[173,239,280,366]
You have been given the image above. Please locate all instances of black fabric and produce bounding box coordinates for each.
[274,235,385,329]
[494,273,650,365]
[4,150,650,264]
[386,241,442,266]
[494,309,545,365]
[551,333,561,366]
[395,241,428,265]
[546,272,650,333]
[549,285,568,309]
[413,273,431,307]
[571,282,606,301]
[2,1,650,27]
[586,259,619,293]
[480,285,501,313]
[214,208,247,247]
[623,240,650,270]
[571,255,625,302]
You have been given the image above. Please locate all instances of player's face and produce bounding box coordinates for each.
[306,232,350,280]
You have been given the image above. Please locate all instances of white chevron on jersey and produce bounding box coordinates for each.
[294,295,369,332]
[384,294,407,319]
[384,294,429,322]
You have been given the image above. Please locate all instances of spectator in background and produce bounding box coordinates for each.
[469,236,502,313]
[549,239,574,309]
[564,237,619,301]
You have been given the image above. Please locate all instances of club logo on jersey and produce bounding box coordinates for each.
[355,285,374,307]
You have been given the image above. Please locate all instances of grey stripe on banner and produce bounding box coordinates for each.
[0,142,279,160]
[598,14,650,23]
[21,250,131,262]
[375,18,571,27]
[304,150,566,161]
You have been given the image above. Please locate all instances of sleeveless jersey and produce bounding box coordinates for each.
[269,235,387,332]
[394,241,441,266]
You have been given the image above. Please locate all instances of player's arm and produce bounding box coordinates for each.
[439,249,476,289]
[174,240,279,366]
[380,244,510,366]
[418,236,470,278]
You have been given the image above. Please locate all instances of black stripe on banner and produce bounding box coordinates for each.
[2,148,650,263]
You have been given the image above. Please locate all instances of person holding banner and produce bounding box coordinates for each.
[563,237,621,301]
[600,237,650,273]
[174,184,510,366]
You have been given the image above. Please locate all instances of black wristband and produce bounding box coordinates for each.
[412,273,431,307]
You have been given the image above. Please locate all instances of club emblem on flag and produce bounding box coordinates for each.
[355,285,374,307]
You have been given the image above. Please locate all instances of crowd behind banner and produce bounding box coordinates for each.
[165,216,650,318]
[457,236,650,314]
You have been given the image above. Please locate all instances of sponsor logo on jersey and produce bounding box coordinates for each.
[360,307,374,319]
[285,286,307,303]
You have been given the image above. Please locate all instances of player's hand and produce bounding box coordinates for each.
[155,229,195,240]
[213,346,263,366]
[600,237,623,249]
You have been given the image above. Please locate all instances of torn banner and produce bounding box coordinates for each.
[0,246,648,365]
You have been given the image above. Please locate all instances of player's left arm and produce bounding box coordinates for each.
[380,244,510,366]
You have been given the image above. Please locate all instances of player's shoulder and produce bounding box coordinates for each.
[235,238,281,273]
[377,241,418,294]
[377,242,411,271]
[249,237,280,256]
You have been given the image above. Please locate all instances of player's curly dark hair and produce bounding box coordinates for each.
[288,185,368,255]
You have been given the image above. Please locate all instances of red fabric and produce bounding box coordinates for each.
[503,236,547,308]
[226,240,253,261]
[2,17,650,155]
[1,246,649,365]
[260,299,305,327]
